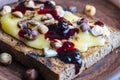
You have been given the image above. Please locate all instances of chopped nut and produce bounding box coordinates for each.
[12,11,23,18]
[51,39,63,49]
[24,0,44,9]
[25,69,38,80]
[24,0,35,8]
[56,6,65,17]
[50,1,56,6]
[0,6,11,15]
[41,14,53,21]
[0,52,12,65]
[85,5,96,17]
[90,25,103,36]
[25,10,35,18]
[27,20,40,29]
[38,24,49,34]
[44,48,57,57]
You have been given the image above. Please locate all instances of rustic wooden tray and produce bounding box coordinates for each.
[0,0,120,80]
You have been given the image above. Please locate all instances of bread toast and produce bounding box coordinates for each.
[0,0,120,80]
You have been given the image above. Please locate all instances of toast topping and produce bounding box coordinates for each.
[58,49,82,74]
[0,0,111,74]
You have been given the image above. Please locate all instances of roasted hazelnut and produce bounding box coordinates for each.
[0,5,11,15]
[18,29,38,40]
[38,24,49,34]
[0,52,12,65]
[12,11,23,18]
[25,69,38,80]
[24,0,35,8]
[85,5,96,17]
[50,1,56,6]
[56,6,65,17]
[41,14,53,21]
[24,10,35,18]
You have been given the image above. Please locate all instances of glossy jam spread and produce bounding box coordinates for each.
[45,20,79,40]
[56,41,82,74]
[0,0,110,74]
[58,48,82,74]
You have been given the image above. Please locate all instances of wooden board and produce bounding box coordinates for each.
[0,0,120,80]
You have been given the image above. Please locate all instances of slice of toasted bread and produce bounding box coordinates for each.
[0,1,120,80]
[0,16,120,80]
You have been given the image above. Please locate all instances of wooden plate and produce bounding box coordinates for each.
[0,0,120,80]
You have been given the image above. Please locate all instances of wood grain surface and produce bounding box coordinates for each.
[0,0,120,80]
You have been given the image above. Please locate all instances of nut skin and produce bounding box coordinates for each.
[12,11,23,18]
[0,52,12,65]
[25,69,38,80]
[85,5,96,17]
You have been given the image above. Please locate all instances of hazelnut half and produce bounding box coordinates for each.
[0,6,11,15]
[25,69,38,80]
[85,5,96,17]
[12,11,23,18]
[0,52,12,65]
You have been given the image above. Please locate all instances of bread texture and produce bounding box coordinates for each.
[0,16,120,80]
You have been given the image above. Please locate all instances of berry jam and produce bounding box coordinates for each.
[94,21,104,27]
[45,21,79,40]
[58,48,82,74]
[12,1,34,14]
[44,1,55,10]
[18,29,38,40]
[57,41,75,53]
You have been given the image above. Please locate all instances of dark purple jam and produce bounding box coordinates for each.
[94,21,104,27]
[44,1,55,10]
[57,41,75,53]
[45,21,79,40]
[57,44,82,74]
